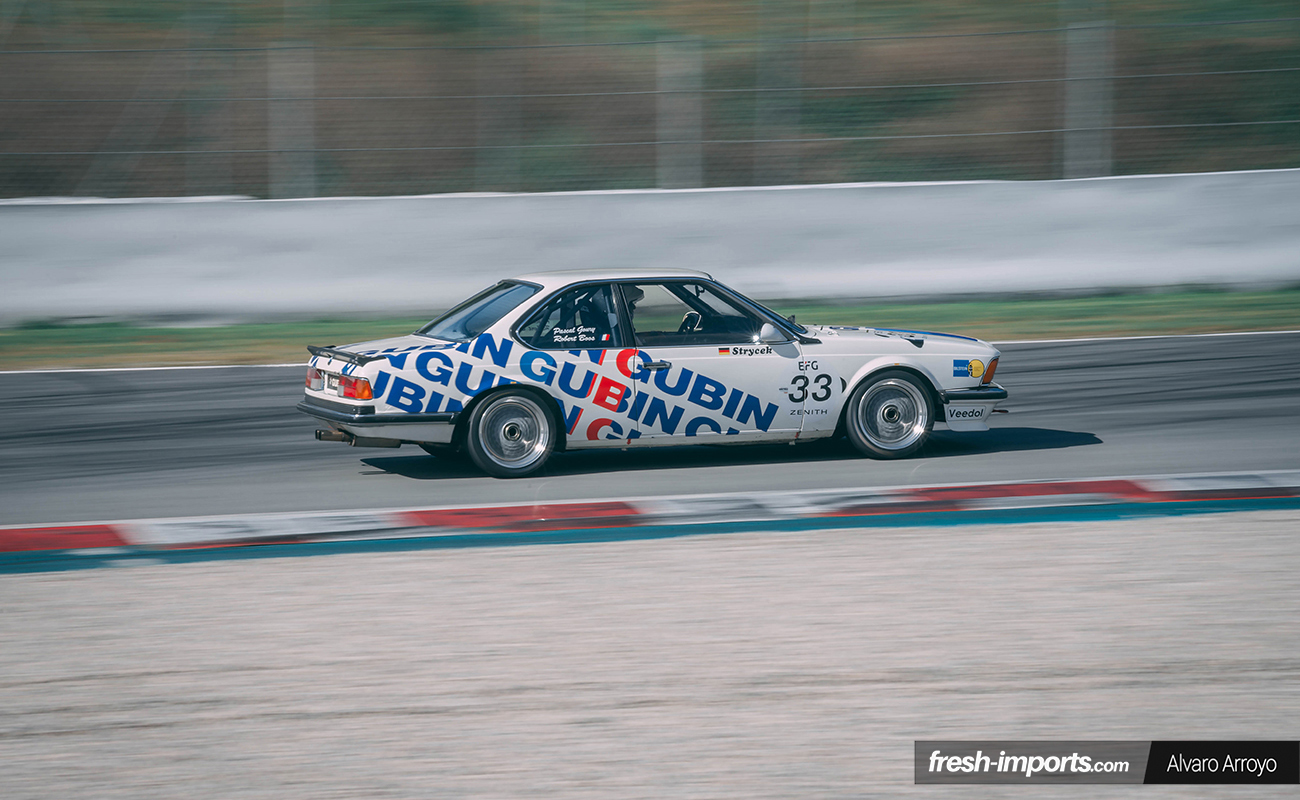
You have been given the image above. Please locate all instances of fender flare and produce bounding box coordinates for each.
[836,359,944,437]
[454,383,570,453]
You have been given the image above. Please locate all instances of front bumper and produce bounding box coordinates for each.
[937,383,1007,432]
[940,384,1008,404]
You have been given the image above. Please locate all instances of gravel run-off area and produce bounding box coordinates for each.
[1,510,1298,799]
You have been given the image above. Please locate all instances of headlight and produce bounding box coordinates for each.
[981,357,999,385]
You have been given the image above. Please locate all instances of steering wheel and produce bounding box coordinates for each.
[677,311,702,334]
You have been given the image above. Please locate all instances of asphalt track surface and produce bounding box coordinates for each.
[3,332,1300,526]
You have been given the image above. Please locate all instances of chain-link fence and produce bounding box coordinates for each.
[1,3,1297,198]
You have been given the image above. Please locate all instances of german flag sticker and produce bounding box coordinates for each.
[718,347,731,355]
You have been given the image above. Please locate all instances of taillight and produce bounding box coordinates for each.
[981,357,999,385]
[340,375,373,400]
[306,367,323,391]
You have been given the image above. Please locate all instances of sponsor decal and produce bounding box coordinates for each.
[788,374,833,403]
[953,358,986,378]
[368,332,783,435]
[946,406,987,420]
[586,417,625,441]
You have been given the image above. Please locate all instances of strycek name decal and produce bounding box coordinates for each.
[368,334,783,441]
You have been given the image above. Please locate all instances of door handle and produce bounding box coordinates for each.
[642,360,671,371]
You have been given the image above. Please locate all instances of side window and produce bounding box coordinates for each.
[622,282,764,347]
[516,284,621,349]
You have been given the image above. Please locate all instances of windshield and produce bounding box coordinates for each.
[416,281,540,342]
[714,283,809,335]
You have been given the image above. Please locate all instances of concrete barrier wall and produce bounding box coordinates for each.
[2,169,1297,324]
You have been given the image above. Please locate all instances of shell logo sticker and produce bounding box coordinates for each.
[967,359,985,378]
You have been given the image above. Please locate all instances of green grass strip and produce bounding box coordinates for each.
[3,288,1297,370]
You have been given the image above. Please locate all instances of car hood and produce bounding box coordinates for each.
[804,324,996,355]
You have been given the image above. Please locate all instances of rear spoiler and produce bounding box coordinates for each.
[306,345,387,366]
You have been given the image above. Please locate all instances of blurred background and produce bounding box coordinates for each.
[1,0,1297,198]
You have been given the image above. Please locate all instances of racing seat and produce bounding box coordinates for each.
[570,289,614,346]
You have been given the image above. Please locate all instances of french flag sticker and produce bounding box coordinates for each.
[601,333,611,342]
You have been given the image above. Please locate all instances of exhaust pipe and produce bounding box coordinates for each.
[349,436,401,448]
[315,429,402,448]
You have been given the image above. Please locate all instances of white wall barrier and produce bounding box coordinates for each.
[1,168,1297,324]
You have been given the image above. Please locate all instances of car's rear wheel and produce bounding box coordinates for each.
[845,370,933,459]
[464,390,556,478]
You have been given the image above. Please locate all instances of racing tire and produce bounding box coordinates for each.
[464,390,556,478]
[844,370,934,459]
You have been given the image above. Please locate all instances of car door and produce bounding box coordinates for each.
[616,281,804,442]
[513,282,639,447]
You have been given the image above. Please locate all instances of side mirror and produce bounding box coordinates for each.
[758,322,788,344]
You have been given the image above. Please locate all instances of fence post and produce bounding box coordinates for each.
[753,2,803,186]
[1063,20,1114,178]
[475,47,522,191]
[186,0,232,196]
[75,27,187,196]
[657,38,703,189]
[267,44,316,198]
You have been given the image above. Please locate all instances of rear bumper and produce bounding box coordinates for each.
[298,396,459,445]
[297,396,458,426]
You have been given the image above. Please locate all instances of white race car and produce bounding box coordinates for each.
[298,269,1007,477]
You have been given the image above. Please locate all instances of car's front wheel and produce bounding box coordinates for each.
[464,390,556,478]
[845,370,934,459]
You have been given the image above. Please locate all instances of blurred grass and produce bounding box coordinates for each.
[771,287,1300,342]
[3,288,1298,370]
